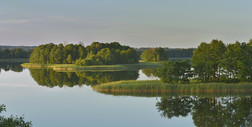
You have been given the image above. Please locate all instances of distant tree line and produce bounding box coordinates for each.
[140,47,168,62]
[29,42,139,65]
[166,48,195,58]
[136,48,194,60]
[0,48,31,59]
[0,45,35,50]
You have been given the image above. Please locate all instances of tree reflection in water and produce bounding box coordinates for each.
[156,96,252,127]
[0,62,23,73]
[142,68,158,78]
[29,69,139,88]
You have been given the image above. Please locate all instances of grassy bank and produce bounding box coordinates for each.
[0,58,29,62]
[93,80,252,96]
[21,62,161,71]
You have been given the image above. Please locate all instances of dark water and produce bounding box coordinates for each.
[0,62,251,127]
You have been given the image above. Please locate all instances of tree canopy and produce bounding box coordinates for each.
[191,39,252,82]
[29,42,138,65]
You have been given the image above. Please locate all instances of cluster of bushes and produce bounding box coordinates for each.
[0,48,31,59]
[29,42,139,65]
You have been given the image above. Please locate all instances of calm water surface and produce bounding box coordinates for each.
[0,63,251,127]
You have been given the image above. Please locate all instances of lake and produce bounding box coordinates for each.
[0,62,252,127]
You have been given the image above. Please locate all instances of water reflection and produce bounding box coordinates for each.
[29,69,139,87]
[142,68,158,78]
[0,62,23,73]
[156,96,252,127]
[2,62,252,127]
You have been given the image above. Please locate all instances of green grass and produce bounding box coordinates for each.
[0,58,29,62]
[21,62,162,71]
[93,80,252,96]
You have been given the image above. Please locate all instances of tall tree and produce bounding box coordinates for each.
[191,40,226,82]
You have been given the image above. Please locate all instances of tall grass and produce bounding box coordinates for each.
[93,80,252,95]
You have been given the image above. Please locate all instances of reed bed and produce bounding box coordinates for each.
[93,80,252,95]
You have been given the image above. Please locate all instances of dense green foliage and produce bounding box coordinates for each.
[29,42,138,66]
[0,104,32,127]
[191,39,252,82]
[140,47,168,62]
[157,60,192,83]
[76,48,138,66]
[30,43,86,64]
[0,48,31,59]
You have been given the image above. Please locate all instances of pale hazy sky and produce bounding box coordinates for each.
[0,0,251,48]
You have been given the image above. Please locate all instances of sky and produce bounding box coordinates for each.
[0,0,252,48]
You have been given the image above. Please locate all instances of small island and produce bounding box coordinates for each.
[21,42,165,70]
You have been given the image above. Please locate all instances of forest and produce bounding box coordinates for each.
[29,42,138,65]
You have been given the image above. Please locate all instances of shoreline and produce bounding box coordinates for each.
[21,62,162,71]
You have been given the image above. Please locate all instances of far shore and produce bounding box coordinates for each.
[0,58,29,62]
